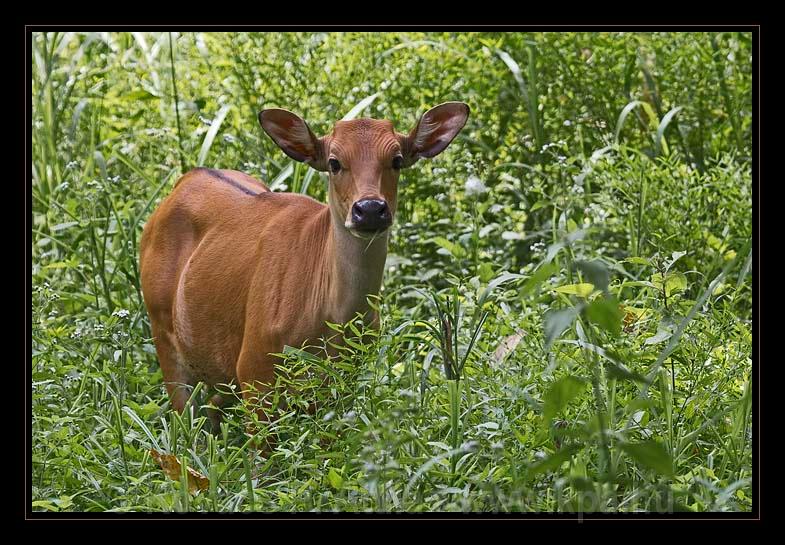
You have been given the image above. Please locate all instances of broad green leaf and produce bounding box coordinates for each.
[624,256,651,266]
[624,280,657,289]
[521,261,557,296]
[585,297,623,336]
[575,260,610,292]
[31,500,59,511]
[644,322,675,345]
[706,232,725,252]
[478,262,495,283]
[431,237,466,258]
[554,283,595,297]
[43,261,73,270]
[544,241,565,264]
[282,345,322,364]
[543,375,586,423]
[52,221,79,232]
[527,444,581,478]
[543,307,578,350]
[604,361,647,383]
[620,440,674,477]
[122,89,160,101]
[327,468,343,490]
[651,272,688,297]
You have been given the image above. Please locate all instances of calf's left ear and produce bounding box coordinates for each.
[399,102,470,167]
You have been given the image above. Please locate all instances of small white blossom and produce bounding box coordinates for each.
[465,175,488,197]
[112,309,130,319]
[120,142,137,155]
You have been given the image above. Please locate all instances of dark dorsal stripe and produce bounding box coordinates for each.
[199,168,260,196]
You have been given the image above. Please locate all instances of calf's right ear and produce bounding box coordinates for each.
[259,109,328,171]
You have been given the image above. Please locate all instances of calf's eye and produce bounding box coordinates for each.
[328,158,341,174]
[392,156,403,170]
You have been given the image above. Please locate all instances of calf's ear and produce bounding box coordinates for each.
[259,109,327,171]
[398,102,470,167]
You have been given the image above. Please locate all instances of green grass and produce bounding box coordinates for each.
[31,31,752,513]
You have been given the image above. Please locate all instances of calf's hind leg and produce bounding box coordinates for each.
[149,321,195,413]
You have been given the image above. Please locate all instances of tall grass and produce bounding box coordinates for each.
[31,31,752,513]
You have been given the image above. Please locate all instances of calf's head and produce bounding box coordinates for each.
[259,102,469,238]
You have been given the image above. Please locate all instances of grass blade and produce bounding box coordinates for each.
[615,100,644,145]
[269,162,294,191]
[197,104,232,167]
[342,92,380,121]
[655,106,683,156]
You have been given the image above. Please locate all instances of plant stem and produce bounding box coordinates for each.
[448,379,462,484]
[169,32,186,172]
[710,33,742,151]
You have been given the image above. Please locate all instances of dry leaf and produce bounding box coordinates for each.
[493,330,525,366]
[150,448,209,494]
[622,305,648,333]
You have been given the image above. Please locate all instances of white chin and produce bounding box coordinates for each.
[345,224,389,240]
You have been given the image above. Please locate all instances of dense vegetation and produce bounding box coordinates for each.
[32,31,752,512]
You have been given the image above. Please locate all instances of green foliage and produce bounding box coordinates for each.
[32,31,752,513]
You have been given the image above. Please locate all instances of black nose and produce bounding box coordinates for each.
[351,199,392,231]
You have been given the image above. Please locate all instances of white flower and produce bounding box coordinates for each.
[120,142,136,155]
[464,175,488,197]
[112,309,130,319]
